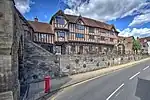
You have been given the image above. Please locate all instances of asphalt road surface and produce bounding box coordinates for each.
[51,60,150,100]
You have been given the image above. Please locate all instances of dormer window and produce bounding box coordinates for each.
[56,16,65,25]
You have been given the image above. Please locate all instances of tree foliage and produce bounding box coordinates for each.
[132,37,141,53]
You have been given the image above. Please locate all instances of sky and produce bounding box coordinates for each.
[14,0,150,37]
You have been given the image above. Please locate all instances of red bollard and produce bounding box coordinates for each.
[44,76,51,93]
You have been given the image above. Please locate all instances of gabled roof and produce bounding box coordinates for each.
[28,21,54,34]
[65,14,115,31]
[50,10,119,32]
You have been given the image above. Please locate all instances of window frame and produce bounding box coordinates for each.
[101,36,105,41]
[75,33,84,38]
[76,24,85,30]
[89,27,95,33]
[57,31,65,38]
[110,38,113,42]
[89,35,95,39]
[55,16,65,25]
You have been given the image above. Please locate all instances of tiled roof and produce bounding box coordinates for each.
[65,14,115,31]
[28,21,54,34]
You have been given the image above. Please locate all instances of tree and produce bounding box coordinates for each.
[132,37,141,54]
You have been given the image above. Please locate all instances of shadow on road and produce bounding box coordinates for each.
[135,78,150,100]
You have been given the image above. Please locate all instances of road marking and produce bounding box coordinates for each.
[143,66,149,70]
[129,72,140,80]
[51,73,112,100]
[106,83,124,100]
[115,88,124,97]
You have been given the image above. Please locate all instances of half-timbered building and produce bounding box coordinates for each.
[50,10,119,55]
[29,18,54,53]
[28,10,119,55]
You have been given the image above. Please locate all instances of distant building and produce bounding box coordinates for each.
[117,36,134,54]
[28,10,119,55]
[139,37,150,54]
[148,42,150,55]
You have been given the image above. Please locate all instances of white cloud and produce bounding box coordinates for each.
[14,0,35,14]
[63,0,148,21]
[122,2,150,18]
[119,28,150,37]
[129,13,150,27]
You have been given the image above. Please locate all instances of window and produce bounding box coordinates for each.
[70,24,73,28]
[76,24,84,30]
[34,33,38,41]
[89,35,94,39]
[117,40,120,43]
[101,36,105,41]
[56,16,65,25]
[41,34,47,39]
[110,38,113,42]
[89,27,95,33]
[71,45,75,52]
[57,31,65,38]
[89,45,93,51]
[75,33,84,38]
[99,46,102,52]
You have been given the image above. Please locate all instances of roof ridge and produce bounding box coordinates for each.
[28,20,51,25]
[28,20,53,34]
[65,14,110,26]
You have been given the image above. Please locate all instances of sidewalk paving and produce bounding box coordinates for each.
[27,57,150,100]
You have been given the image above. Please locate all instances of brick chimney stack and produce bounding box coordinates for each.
[34,16,38,22]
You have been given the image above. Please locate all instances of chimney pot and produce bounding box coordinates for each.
[34,17,38,22]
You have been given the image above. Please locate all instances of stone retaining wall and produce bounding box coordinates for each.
[60,54,148,75]
[23,38,59,83]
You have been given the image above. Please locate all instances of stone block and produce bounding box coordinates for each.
[0,36,12,43]
[0,91,14,100]
[0,20,5,32]
[0,42,12,49]
[4,21,14,35]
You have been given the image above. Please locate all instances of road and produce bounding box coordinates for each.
[50,60,150,100]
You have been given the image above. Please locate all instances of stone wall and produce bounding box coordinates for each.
[23,38,59,83]
[0,0,34,99]
[0,91,14,100]
[0,0,18,100]
[60,54,147,75]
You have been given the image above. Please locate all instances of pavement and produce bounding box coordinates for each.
[27,57,150,100]
[48,58,150,100]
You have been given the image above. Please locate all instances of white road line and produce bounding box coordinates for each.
[129,72,140,80]
[106,83,124,100]
[115,88,124,97]
[143,66,149,70]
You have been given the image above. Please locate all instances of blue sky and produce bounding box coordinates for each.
[14,0,150,37]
